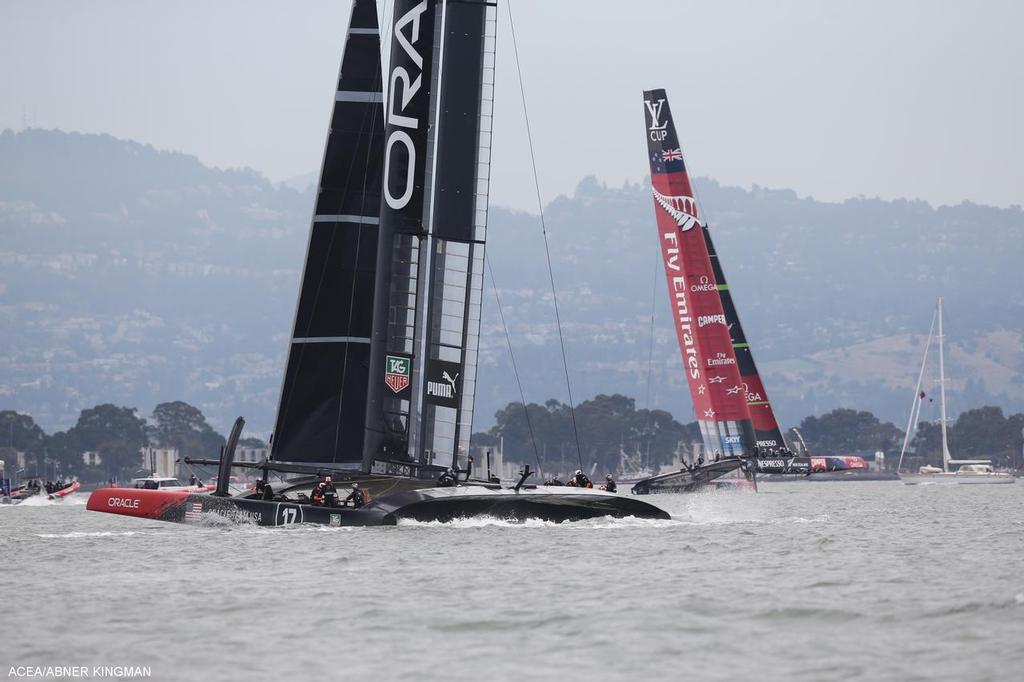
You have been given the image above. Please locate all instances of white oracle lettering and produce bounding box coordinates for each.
[388,67,421,128]
[394,1,427,68]
[108,497,140,509]
[384,130,416,209]
[382,0,429,211]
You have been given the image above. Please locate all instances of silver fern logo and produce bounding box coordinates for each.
[652,188,704,232]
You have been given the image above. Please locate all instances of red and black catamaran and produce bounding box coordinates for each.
[88,0,669,526]
[631,90,859,494]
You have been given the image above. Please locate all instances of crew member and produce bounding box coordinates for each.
[189,474,198,486]
[438,467,457,487]
[545,477,564,486]
[311,474,338,506]
[696,454,705,467]
[344,483,366,508]
[601,475,617,493]
[569,470,593,488]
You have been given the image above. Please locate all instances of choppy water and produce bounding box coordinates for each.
[2,482,1022,681]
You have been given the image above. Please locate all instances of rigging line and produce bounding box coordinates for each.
[897,305,938,471]
[641,239,661,461]
[485,253,543,477]
[506,1,584,471]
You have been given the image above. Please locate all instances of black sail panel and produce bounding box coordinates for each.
[272,0,384,465]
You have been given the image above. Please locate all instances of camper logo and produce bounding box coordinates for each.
[653,188,704,232]
[384,354,412,396]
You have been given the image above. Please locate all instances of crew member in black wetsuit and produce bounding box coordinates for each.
[344,483,366,508]
[311,474,338,506]
[569,470,593,488]
[437,467,457,487]
[601,475,617,493]
[545,477,564,486]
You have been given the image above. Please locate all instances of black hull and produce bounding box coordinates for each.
[631,460,747,495]
[87,484,670,526]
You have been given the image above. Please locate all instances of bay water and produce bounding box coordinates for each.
[2,481,1022,681]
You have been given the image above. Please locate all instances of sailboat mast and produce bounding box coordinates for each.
[937,297,952,471]
[896,306,937,472]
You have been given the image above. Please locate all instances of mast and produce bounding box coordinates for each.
[896,305,937,472]
[937,297,952,471]
[642,89,756,458]
[364,0,496,473]
[271,0,384,465]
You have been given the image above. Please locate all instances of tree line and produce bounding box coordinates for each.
[3,395,1019,482]
[0,402,265,482]
[471,395,1024,474]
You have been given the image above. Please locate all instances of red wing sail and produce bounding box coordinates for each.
[702,229,788,450]
[642,89,756,457]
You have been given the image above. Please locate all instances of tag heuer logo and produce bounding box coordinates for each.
[385,354,410,394]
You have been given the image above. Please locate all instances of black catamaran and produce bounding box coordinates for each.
[631,89,861,494]
[88,0,669,526]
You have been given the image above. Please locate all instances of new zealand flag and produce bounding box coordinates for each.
[649,147,686,174]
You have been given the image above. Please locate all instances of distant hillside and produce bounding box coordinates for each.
[1,128,1022,435]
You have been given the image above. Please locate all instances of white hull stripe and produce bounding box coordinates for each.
[292,336,372,345]
[347,28,378,35]
[336,91,384,103]
[313,214,380,225]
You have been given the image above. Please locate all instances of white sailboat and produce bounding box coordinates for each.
[897,298,1014,485]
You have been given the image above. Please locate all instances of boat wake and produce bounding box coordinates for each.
[35,531,139,539]
[9,493,87,507]
[682,493,828,526]
[395,514,683,530]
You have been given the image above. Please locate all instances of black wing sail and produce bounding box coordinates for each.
[364,0,496,472]
[272,0,385,465]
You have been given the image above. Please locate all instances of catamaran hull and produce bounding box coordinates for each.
[631,460,748,495]
[87,485,670,527]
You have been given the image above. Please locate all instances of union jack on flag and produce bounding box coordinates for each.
[661,148,684,162]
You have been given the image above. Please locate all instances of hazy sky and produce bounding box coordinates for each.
[2,0,1022,212]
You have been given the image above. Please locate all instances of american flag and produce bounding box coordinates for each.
[184,502,203,522]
